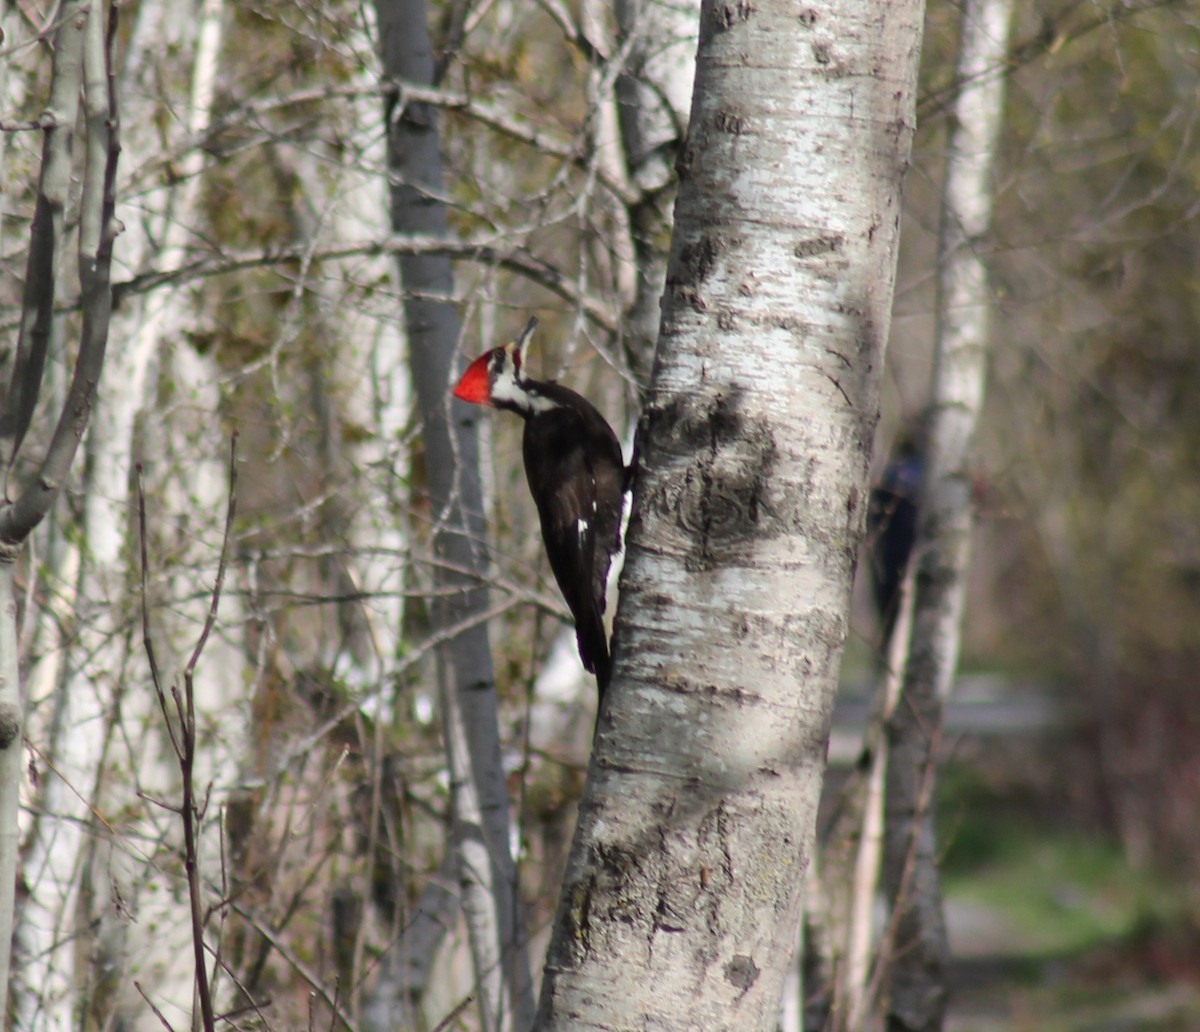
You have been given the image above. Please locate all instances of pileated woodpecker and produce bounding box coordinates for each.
[452,317,626,694]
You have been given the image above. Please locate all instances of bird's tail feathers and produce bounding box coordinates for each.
[575,608,612,698]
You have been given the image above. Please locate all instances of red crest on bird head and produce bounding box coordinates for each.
[452,316,538,405]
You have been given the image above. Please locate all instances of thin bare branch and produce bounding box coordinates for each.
[229,901,365,1032]
[186,433,239,680]
[431,992,479,1032]
[123,76,637,206]
[0,116,52,132]
[179,436,240,1032]
[112,233,620,332]
[137,463,183,762]
[134,981,179,1032]
[136,439,238,1032]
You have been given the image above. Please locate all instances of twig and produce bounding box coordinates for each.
[430,992,477,1032]
[138,436,239,1032]
[182,435,239,1032]
[134,981,178,1032]
[205,939,274,1029]
[228,900,365,1032]
[138,464,182,761]
[110,233,620,332]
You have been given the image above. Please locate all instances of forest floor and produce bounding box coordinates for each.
[936,753,1200,1032]
[944,896,1200,1031]
[828,672,1200,1030]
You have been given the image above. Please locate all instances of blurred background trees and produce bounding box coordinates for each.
[1,0,1199,1028]
[985,0,1200,876]
[896,0,1200,874]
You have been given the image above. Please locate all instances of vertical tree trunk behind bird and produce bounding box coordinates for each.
[374,2,535,1029]
[882,0,1012,1028]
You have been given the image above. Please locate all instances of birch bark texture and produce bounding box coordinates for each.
[882,0,1011,1028]
[534,1,925,1029]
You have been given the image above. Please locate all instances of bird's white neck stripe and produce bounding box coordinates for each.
[492,371,559,415]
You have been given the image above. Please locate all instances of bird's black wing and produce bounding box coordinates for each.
[522,395,624,687]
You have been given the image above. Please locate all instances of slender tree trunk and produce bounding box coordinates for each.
[614,0,698,385]
[0,0,28,254]
[842,570,915,1030]
[0,561,23,1017]
[533,1,925,1028]
[881,1,1012,1029]
[0,0,119,1011]
[374,2,535,1030]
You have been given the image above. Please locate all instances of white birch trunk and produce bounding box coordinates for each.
[533,1,925,1028]
[614,0,699,382]
[0,565,22,1019]
[882,0,1011,1029]
[0,0,112,1008]
[14,3,231,1025]
[0,1,31,254]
